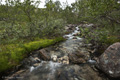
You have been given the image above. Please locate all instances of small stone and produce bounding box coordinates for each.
[33,63,40,67]
[39,49,50,60]
[62,60,69,64]
[34,57,41,63]
[51,55,57,62]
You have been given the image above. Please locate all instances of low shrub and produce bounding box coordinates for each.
[79,25,120,53]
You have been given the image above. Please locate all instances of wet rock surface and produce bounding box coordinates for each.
[21,63,105,80]
[4,24,109,80]
[97,42,120,78]
[38,49,51,60]
[69,51,89,64]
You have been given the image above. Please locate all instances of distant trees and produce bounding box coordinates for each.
[0,0,66,44]
[62,0,120,25]
[0,0,119,45]
[72,0,120,49]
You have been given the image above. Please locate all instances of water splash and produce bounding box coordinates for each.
[64,26,81,40]
[30,66,35,72]
[48,61,61,74]
[88,59,96,64]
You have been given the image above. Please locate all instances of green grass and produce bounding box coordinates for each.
[0,37,65,72]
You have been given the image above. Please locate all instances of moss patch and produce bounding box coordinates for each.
[0,37,65,72]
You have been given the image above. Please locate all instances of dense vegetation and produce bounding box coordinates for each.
[67,0,120,52]
[0,0,66,72]
[0,0,120,72]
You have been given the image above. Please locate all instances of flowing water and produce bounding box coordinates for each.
[5,25,107,80]
[25,26,84,80]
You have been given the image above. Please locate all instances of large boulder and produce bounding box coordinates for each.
[97,42,120,78]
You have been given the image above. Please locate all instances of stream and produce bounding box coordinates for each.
[5,25,108,80]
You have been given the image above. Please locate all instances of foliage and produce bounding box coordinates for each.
[79,25,120,53]
[0,0,66,45]
[0,17,66,44]
[71,0,120,51]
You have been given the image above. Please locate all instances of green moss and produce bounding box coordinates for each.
[0,37,65,72]
[0,56,11,72]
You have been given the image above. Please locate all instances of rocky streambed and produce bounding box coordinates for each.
[3,24,117,80]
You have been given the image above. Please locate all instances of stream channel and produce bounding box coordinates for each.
[5,25,108,80]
